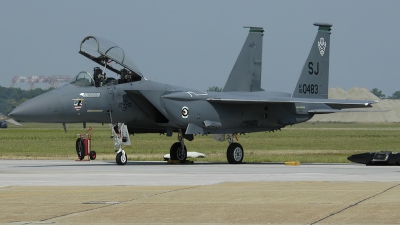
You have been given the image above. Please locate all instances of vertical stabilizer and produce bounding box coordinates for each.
[222,27,264,92]
[292,23,332,99]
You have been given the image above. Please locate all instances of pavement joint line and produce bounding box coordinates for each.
[119,185,203,204]
[38,185,203,223]
[37,201,115,223]
[309,183,400,225]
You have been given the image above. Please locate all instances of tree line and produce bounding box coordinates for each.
[370,88,400,99]
[0,86,51,115]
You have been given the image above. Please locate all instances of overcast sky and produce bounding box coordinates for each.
[1,0,399,96]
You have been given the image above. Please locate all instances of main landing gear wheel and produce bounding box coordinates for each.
[76,138,85,160]
[226,143,244,164]
[170,142,187,162]
[90,151,97,160]
[116,151,127,165]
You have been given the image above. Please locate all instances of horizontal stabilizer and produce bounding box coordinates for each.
[308,109,386,114]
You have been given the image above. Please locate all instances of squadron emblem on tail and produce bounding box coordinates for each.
[318,38,326,56]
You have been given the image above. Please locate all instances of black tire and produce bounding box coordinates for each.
[75,138,85,160]
[226,143,244,164]
[90,151,97,160]
[116,151,127,165]
[170,142,187,162]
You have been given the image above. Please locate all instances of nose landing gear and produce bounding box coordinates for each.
[112,123,130,165]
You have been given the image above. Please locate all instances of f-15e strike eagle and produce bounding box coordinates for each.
[9,23,376,165]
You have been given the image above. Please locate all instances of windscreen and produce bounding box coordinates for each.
[69,71,94,87]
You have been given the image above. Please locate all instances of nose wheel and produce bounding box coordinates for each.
[116,150,127,165]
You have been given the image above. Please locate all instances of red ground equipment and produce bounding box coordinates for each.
[76,126,96,160]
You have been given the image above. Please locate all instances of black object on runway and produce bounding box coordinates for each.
[348,151,400,165]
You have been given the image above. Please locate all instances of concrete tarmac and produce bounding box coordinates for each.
[1,160,400,224]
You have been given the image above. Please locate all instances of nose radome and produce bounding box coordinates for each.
[9,91,62,123]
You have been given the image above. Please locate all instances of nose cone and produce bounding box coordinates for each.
[9,91,62,122]
[347,152,374,164]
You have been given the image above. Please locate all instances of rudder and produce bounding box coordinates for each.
[292,23,332,99]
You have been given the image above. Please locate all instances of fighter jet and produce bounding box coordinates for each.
[9,23,376,165]
[0,112,22,128]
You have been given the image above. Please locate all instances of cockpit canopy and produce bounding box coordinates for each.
[79,36,143,81]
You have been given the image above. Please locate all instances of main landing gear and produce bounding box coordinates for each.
[168,132,243,164]
[169,129,187,163]
[226,134,244,164]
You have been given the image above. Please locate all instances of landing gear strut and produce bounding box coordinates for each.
[169,129,187,162]
[112,123,128,165]
[226,134,244,164]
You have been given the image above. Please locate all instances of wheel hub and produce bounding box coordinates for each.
[120,153,126,163]
[177,147,185,161]
[233,147,243,161]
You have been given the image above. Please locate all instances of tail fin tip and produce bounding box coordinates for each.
[313,23,332,31]
[243,26,264,33]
